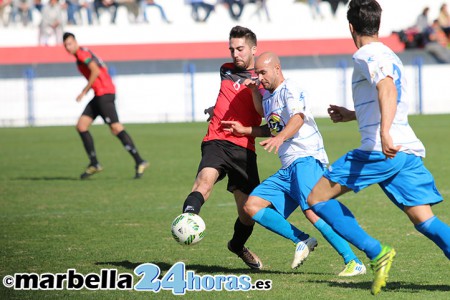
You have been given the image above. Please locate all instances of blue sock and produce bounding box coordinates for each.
[252,207,309,244]
[311,199,381,260]
[415,216,450,259]
[314,218,361,264]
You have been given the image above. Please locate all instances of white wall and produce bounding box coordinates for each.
[1,64,449,127]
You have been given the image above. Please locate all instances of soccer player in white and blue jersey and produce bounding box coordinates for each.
[222,51,366,276]
[307,0,450,295]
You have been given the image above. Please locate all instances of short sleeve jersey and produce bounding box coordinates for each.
[262,78,328,169]
[203,63,263,152]
[75,47,116,96]
[352,42,425,157]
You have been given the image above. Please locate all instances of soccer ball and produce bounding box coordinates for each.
[171,213,206,245]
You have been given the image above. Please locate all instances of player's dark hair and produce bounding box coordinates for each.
[347,0,382,36]
[63,32,75,42]
[229,26,257,47]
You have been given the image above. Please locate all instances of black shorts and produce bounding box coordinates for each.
[82,94,119,124]
[198,140,260,195]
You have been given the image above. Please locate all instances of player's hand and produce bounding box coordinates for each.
[76,92,85,102]
[381,133,401,159]
[204,106,214,122]
[328,104,355,123]
[243,78,259,91]
[259,136,283,154]
[221,120,250,136]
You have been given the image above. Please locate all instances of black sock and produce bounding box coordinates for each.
[229,218,254,251]
[116,130,143,165]
[79,131,98,165]
[182,191,205,214]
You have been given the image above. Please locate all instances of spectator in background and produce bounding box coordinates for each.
[308,0,323,20]
[39,0,63,45]
[93,0,118,24]
[223,0,245,21]
[10,0,34,26]
[323,0,347,18]
[424,19,450,63]
[188,0,214,23]
[415,6,431,33]
[121,0,140,23]
[139,0,171,24]
[0,0,12,27]
[248,0,270,22]
[33,0,41,11]
[66,0,94,25]
[438,3,450,38]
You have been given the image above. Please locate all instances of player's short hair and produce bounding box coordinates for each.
[347,0,382,36]
[229,26,257,47]
[63,32,76,42]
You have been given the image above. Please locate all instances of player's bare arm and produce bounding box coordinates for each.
[328,104,356,123]
[377,77,401,158]
[260,113,304,154]
[77,61,100,102]
[243,79,263,116]
[221,120,270,137]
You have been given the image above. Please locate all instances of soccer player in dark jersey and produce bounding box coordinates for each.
[180,26,269,269]
[63,32,149,179]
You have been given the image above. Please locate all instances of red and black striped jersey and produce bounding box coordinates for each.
[203,62,263,152]
[75,47,116,96]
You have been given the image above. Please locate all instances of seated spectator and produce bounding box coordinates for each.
[39,0,63,45]
[248,0,270,22]
[66,0,94,25]
[415,6,431,33]
[308,0,323,20]
[222,0,244,21]
[93,0,118,24]
[187,0,214,23]
[121,0,140,23]
[10,0,34,26]
[437,3,450,38]
[425,19,450,63]
[139,0,171,24]
[0,0,12,27]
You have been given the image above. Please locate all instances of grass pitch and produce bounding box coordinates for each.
[0,115,449,299]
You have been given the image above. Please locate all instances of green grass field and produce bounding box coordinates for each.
[1,115,449,299]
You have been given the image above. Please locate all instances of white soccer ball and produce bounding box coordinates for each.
[171,213,206,245]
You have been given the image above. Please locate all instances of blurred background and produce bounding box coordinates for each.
[1,0,449,126]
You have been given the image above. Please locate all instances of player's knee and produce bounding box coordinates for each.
[306,193,316,207]
[76,124,87,133]
[244,196,265,217]
[110,123,124,135]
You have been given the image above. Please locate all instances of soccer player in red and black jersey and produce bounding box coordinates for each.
[181,26,270,269]
[63,32,148,179]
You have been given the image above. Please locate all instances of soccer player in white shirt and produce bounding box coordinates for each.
[222,51,366,277]
[307,0,450,295]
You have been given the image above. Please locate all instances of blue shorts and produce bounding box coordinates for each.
[324,150,442,209]
[250,156,325,219]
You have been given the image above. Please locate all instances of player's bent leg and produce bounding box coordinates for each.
[76,115,94,133]
[76,116,102,179]
[182,168,219,214]
[405,205,450,259]
[228,190,262,270]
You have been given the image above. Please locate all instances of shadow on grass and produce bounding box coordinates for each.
[308,279,450,293]
[95,260,333,276]
[13,176,79,181]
